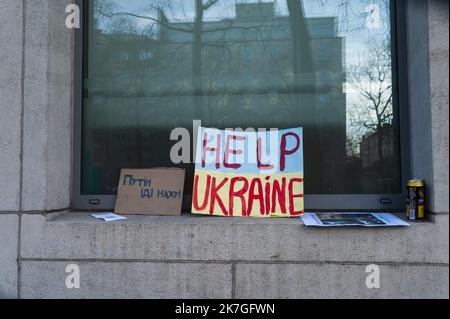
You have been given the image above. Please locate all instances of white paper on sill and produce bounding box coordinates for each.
[301,212,411,227]
[90,213,127,222]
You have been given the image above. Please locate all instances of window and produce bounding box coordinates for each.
[74,0,409,210]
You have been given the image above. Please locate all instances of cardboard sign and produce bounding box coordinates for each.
[115,168,185,216]
[192,127,304,218]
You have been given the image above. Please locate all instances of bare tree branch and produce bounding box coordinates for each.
[202,0,220,11]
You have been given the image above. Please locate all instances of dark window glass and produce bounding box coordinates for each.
[82,0,401,196]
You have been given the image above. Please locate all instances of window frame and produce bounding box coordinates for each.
[72,0,411,211]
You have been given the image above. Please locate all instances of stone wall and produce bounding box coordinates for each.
[0,0,448,299]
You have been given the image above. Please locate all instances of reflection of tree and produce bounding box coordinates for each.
[312,0,394,166]
[349,37,392,162]
[192,0,219,119]
[287,0,315,90]
[346,135,360,157]
[288,0,323,190]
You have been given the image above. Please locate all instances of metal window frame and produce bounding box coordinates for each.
[72,0,413,211]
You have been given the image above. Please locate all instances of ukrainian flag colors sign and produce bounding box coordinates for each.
[192,127,304,218]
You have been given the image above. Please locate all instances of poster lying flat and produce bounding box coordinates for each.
[192,127,304,218]
[301,213,411,227]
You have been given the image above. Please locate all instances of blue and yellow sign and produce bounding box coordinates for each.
[192,127,304,218]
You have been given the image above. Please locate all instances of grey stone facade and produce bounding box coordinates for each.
[0,0,448,299]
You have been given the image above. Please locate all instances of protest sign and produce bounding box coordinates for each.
[192,127,304,218]
[115,168,185,216]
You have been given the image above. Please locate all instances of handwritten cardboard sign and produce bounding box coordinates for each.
[115,168,185,216]
[192,127,304,218]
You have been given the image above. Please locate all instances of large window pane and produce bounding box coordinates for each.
[82,0,401,196]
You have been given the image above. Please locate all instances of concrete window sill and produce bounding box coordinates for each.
[52,211,432,226]
[20,212,448,265]
[18,212,449,298]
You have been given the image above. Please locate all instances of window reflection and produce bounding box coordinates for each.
[82,0,400,196]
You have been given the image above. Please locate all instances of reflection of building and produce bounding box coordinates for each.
[88,32,159,96]
[85,1,346,194]
[360,124,395,169]
[359,123,397,193]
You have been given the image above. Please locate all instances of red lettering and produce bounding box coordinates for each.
[264,177,271,215]
[288,178,304,216]
[280,132,300,172]
[224,135,245,169]
[247,178,265,216]
[202,132,221,169]
[210,177,229,216]
[257,138,275,170]
[271,178,287,214]
[192,174,211,211]
[229,177,249,216]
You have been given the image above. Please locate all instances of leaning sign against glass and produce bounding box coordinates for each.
[192,127,304,218]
